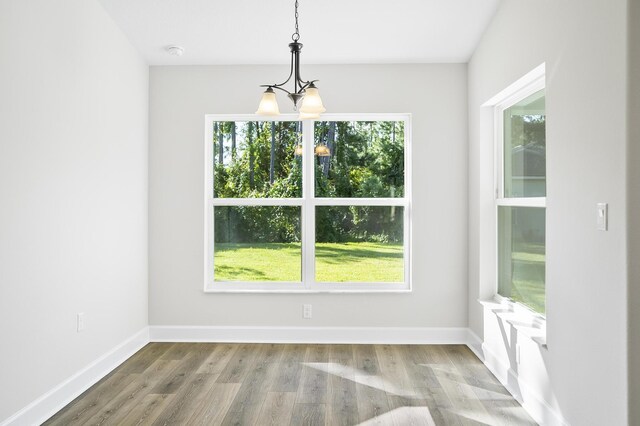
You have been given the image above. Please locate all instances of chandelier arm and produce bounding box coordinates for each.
[294,51,316,89]
[270,50,296,89]
[268,85,293,96]
[294,49,301,93]
[292,49,315,93]
[297,79,318,92]
[297,77,316,88]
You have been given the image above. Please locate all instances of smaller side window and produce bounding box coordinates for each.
[496,88,546,315]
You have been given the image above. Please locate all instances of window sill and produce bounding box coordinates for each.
[204,281,412,294]
[204,288,412,294]
[478,297,547,348]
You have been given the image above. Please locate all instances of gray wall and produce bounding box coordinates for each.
[148,64,469,328]
[468,0,629,424]
[628,0,640,423]
[0,0,149,420]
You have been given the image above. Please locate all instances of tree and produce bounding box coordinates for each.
[231,122,237,160]
[270,121,276,184]
[212,119,405,244]
[218,122,224,165]
[248,121,255,189]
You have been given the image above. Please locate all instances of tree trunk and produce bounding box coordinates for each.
[218,123,224,165]
[227,206,231,242]
[323,121,335,177]
[392,121,396,144]
[270,121,276,184]
[248,122,255,188]
[213,122,218,163]
[370,122,374,146]
[231,122,236,160]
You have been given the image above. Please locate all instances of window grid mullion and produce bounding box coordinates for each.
[496,197,546,208]
[312,198,408,206]
[210,198,304,206]
[302,119,315,289]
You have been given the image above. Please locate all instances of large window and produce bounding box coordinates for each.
[205,115,411,292]
[496,86,546,314]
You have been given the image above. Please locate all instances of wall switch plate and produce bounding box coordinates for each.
[303,304,312,319]
[597,203,608,231]
[77,313,86,332]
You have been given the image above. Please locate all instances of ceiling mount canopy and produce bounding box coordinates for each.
[255,0,326,120]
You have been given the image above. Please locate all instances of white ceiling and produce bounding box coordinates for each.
[98,0,500,65]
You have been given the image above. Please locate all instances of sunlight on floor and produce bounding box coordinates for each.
[302,359,534,426]
[303,362,420,398]
[425,365,514,400]
[357,407,436,426]
[446,407,523,425]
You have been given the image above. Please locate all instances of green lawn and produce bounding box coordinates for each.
[214,242,404,283]
[510,248,545,314]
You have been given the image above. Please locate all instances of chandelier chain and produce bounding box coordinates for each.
[292,0,300,41]
[256,0,324,115]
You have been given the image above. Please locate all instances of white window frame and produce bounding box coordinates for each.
[204,113,412,293]
[492,67,546,318]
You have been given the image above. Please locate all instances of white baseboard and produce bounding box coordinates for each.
[149,325,470,345]
[0,327,149,426]
[466,330,567,426]
[465,328,484,360]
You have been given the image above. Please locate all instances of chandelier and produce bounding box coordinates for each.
[255,0,326,120]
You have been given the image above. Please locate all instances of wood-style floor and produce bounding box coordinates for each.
[44,343,536,426]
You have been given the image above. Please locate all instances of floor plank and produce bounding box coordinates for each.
[44,343,537,426]
[44,372,137,425]
[159,343,192,361]
[195,343,238,376]
[215,343,261,384]
[305,344,330,363]
[186,383,241,425]
[149,346,211,395]
[290,403,326,426]
[84,359,180,425]
[118,343,175,374]
[271,344,306,392]
[151,373,218,425]
[220,348,280,426]
[327,345,359,426]
[375,344,415,398]
[296,361,328,404]
[256,391,297,425]
[119,394,175,426]
[355,382,392,425]
[354,344,380,376]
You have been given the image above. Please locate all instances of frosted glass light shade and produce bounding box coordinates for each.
[315,145,330,156]
[256,89,280,115]
[299,87,326,115]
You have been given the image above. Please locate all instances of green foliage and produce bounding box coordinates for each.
[212,120,405,244]
[214,206,300,244]
[313,121,405,243]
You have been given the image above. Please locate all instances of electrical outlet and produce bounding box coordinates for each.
[77,313,86,332]
[303,304,312,319]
